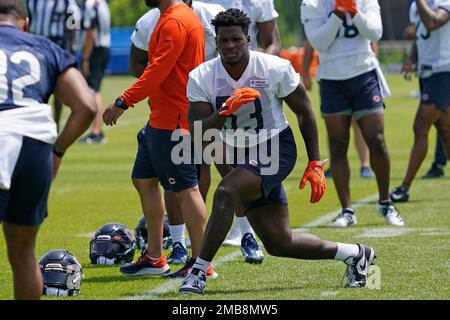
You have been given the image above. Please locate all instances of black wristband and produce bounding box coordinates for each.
[115,97,129,110]
[52,144,65,158]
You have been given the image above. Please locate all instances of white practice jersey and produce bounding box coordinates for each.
[84,0,111,48]
[410,0,450,77]
[301,0,382,80]
[188,51,299,147]
[197,0,279,50]
[130,2,224,61]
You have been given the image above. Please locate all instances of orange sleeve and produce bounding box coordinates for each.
[120,19,187,106]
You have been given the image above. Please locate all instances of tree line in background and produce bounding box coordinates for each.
[109,0,302,47]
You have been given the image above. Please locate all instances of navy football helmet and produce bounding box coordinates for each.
[135,215,172,251]
[39,249,83,297]
[90,222,136,265]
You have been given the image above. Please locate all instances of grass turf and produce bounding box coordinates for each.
[0,74,449,300]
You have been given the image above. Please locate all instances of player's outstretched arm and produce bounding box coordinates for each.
[53,67,96,177]
[283,84,320,162]
[283,84,327,203]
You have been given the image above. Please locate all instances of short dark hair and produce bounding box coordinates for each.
[0,0,28,19]
[211,8,251,35]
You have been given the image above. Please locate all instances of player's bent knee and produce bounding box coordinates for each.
[214,185,237,206]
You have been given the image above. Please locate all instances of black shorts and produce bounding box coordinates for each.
[131,125,199,192]
[319,69,384,119]
[88,46,110,92]
[229,127,297,213]
[419,72,450,111]
[0,137,52,226]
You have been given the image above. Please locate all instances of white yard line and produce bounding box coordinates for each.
[123,192,379,300]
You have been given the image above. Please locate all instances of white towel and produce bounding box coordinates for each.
[0,134,23,190]
[375,66,391,98]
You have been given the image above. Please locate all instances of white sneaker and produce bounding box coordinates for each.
[222,224,241,247]
[330,209,357,228]
[376,202,405,226]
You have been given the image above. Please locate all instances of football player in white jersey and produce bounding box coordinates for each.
[129,0,223,77]
[197,0,281,55]
[179,9,376,294]
[390,0,450,202]
[301,0,404,227]
[128,0,265,267]
[196,0,281,252]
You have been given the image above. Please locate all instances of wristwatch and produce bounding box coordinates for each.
[115,97,129,110]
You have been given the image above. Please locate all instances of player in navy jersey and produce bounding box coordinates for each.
[0,0,95,300]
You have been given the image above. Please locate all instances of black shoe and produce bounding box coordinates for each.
[162,258,218,279]
[390,186,409,203]
[421,166,445,179]
[342,244,376,288]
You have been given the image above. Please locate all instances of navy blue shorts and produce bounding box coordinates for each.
[132,125,198,192]
[230,127,297,213]
[0,137,52,226]
[419,72,450,111]
[319,70,384,119]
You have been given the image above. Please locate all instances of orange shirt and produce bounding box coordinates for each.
[121,3,205,130]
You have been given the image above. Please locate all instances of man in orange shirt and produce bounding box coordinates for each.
[103,0,216,278]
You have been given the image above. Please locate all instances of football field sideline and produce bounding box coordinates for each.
[123,193,379,300]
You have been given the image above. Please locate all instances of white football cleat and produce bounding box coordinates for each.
[376,202,405,226]
[330,209,357,228]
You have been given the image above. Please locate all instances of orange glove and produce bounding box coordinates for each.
[335,0,357,14]
[299,159,328,203]
[219,87,260,116]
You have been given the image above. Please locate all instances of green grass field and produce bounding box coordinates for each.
[0,74,449,300]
